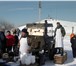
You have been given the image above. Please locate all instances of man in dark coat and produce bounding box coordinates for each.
[13,31,19,56]
[54,22,66,56]
[0,26,6,54]
[70,34,76,58]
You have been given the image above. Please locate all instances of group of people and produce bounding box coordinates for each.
[0,22,66,65]
[0,27,19,56]
[54,22,76,60]
[0,25,36,65]
[19,22,66,65]
[0,21,76,65]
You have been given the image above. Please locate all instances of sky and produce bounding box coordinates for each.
[0,1,76,27]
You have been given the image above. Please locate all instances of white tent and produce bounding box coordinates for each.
[18,18,76,36]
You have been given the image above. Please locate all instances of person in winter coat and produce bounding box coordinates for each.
[0,26,6,54]
[6,31,15,53]
[70,33,75,39]
[13,31,19,56]
[16,28,20,37]
[70,34,76,58]
[54,22,66,56]
[19,28,35,65]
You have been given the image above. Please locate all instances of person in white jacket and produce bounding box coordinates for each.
[54,22,66,56]
[19,28,35,65]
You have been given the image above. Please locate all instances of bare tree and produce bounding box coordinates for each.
[0,20,14,30]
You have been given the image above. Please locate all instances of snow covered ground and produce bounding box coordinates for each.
[0,35,76,66]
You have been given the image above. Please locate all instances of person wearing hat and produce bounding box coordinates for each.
[19,28,29,54]
[12,31,19,56]
[54,22,66,56]
[19,28,35,65]
[6,31,15,53]
[70,34,76,59]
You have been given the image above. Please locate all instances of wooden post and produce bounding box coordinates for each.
[72,27,74,33]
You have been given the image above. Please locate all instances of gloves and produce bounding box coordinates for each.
[39,50,44,54]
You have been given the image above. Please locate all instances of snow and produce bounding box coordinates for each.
[6,62,19,66]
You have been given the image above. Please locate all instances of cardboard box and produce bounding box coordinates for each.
[54,52,67,64]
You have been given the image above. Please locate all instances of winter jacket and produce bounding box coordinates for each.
[6,35,15,46]
[70,35,76,48]
[54,25,66,37]
[14,35,19,46]
[0,31,6,49]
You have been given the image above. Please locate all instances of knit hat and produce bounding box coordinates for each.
[22,28,28,33]
[57,22,60,24]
